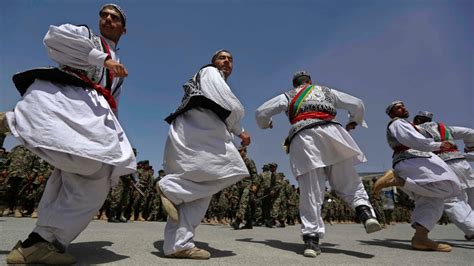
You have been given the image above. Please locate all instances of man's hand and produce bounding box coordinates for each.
[345,121,357,131]
[104,58,128,77]
[440,141,455,151]
[239,131,251,146]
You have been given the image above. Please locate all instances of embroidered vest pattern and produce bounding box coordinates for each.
[417,122,464,161]
[283,85,340,150]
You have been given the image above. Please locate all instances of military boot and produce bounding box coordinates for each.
[14,208,23,218]
[231,218,242,230]
[137,213,146,221]
[265,218,276,228]
[118,215,127,223]
[3,208,12,216]
[107,210,119,223]
[355,205,382,234]
[99,212,107,220]
[276,220,286,228]
[302,234,321,257]
[241,220,253,229]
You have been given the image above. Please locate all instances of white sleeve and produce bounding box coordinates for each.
[449,126,474,142]
[255,94,288,129]
[332,88,368,128]
[43,24,109,70]
[199,67,245,135]
[389,119,441,152]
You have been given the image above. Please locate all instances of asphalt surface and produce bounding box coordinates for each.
[1,217,472,265]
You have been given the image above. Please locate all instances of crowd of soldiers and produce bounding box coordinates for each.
[0,144,451,227]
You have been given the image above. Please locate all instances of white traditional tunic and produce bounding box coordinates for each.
[6,24,136,180]
[5,24,136,246]
[389,119,461,231]
[255,86,374,238]
[425,125,474,235]
[159,66,249,255]
[255,89,367,177]
[446,126,474,188]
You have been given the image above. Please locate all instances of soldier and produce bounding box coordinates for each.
[0,147,8,216]
[231,147,258,229]
[265,163,286,228]
[4,145,39,217]
[287,184,298,225]
[260,163,274,226]
[252,164,267,226]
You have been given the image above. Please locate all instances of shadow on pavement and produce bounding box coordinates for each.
[236,238,374,259]
[152,240,236,258]
[358,238,413,250]
[360,238,474,250]
[438,240,474,250]
[69,241,129,264]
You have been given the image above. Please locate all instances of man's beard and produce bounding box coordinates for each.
[400,112,409,118]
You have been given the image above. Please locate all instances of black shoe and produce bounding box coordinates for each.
[108,217,119,223]
[241,222,253,229]
[117,216,127,223]
[355,205,382,234]
[276,220,286,228]
[303,234,321,257]
[231,218,242,230]
[265,219,276,228]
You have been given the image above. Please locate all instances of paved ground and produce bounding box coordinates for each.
[1,217,472,265]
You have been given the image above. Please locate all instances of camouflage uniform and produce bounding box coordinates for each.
[232,150,258,228]
[131,163,154,221]
[286,184,298,225]
[4,145,40,216]
[252,165,266,225]
[269,172,286,226]
[0,148,9,214]
[107,174,133,222]
[260,166,273,225]
[148,171,167,221]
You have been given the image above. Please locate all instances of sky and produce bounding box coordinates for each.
[1,0,472,185]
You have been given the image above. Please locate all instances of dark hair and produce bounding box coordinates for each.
[293,75,311,88]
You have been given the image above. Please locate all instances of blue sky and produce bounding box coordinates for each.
[1,0,472,184]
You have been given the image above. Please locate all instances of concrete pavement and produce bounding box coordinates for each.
[1,217,472,265]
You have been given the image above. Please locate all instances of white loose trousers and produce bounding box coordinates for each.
[33,164,112,247]
[297,158,373,238]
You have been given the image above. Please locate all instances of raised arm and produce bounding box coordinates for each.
[255,94,288,129]
[44,24,109,70]
[389,119,441,152]
[332,88,368,129]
